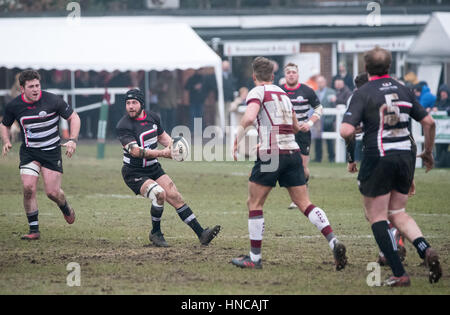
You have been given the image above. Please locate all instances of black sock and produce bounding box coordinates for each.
[150,204,164,234]
[413,237,431,259]
[372,221,406,277]
[176,204,204,238]
[26,210,39,233]
[59,201,71,216]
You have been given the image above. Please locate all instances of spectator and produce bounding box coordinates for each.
[48,70,70,90]
[435,84,450,167]
[75,71,99,139]
[403,71,419,89]
[128,71,145,90]
[4,73,21,142]
[436,84,450,112]
[314,75,337,163]
[222,60,237,125]
[155,70,180,134]
[271,60,283,88]
[185,69,208,132]
[332,63,354,91]
[305,69,320,91]
[229,86,249,113]
[413,82,436,112]
[334,78,352,105]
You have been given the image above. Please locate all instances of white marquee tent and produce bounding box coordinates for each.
[408,12,450,63]
[408,12,450,94]
[0,17,225,130]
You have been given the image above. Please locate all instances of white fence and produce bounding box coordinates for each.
[230,106,450,167]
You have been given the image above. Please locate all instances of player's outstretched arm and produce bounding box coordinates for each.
[158,132,173,148]
[124,141,172,160]
[233,102,260,160]
[0,124,12,157]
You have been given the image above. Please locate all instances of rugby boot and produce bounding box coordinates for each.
[149,231,169,247]
[199,225,221,246]
[288,202,297,209]
[231,255,262,269]
[384,274,411,287]
[425,248,442,284]
[63,206,76,225]
[21,232,40,240]
[333,241,348,271]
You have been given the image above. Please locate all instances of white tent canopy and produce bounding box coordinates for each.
[408,12,450,63]
[0,17,225,131]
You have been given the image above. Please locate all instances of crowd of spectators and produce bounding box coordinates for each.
[1,59,449,166]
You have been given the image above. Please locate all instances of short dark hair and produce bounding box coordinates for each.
[354,72,369,89]
[19,70,41,87]
[364,46,392,76]
[252,57,274,82]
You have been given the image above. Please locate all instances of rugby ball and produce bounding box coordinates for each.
[171,136,189,162]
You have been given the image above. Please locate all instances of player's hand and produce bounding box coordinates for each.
[299,122,311,133]
[161,146,172,159]
[408,180,416,197]
[233,138,238,161]
[418,151,434,173]
[62,140,77,158]
[347,162,358,173]
[354,126,363,134]
[2,142,12,156]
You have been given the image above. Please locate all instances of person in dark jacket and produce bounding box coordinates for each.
[436,84,450,112]
[334,78,352,105]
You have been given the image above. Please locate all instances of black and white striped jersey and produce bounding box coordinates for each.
[2,91,73,151]
[343,75,428,157]
[116,111,164,168]
[280,83,321,123]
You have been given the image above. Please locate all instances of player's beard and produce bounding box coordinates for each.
[286,78,298,88]
[128,107,143,119]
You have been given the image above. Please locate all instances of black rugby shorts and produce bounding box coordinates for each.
[121,163,166,195]
[250,151,306,188]
[358,152,415,197]
[19,145,63,173]
[295,131,311,156]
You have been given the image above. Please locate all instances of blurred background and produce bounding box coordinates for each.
[1,0,449,165]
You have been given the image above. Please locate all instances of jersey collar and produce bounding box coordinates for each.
[134,111,147,121]
[21,91,42,104]
[369,75,391,81]
[284,83,301,91]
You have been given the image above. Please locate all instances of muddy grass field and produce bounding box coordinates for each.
[0,142,449,295]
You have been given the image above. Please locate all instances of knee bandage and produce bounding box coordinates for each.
[20,162,40,177]
[145,183,165,207]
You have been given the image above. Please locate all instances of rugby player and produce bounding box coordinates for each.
[346,72,407,266]
[1,70,80,240]
[116,89,220,247]
[340,47,442,286]
[231,57,347,270]
[281,63,323,209]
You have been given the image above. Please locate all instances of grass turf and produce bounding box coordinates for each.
[0,142,449,295]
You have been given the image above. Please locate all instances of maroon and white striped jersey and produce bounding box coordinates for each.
[246,84,300,155]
